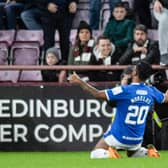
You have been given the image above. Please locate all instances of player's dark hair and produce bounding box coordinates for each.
[120,66,133,84]
[136,61,153,81]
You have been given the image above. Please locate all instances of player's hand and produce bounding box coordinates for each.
[69,72,81,84]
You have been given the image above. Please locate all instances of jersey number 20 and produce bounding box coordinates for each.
[125,105,149,125]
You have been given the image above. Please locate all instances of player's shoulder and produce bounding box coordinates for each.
[145,84,157,91]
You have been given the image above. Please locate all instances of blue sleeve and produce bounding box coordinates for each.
[105,86,125,101]
[152,86,165,103]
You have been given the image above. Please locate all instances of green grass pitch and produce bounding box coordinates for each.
[0,151,168,168]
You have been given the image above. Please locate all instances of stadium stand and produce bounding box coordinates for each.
[0,30,44,82]
[0,0,164,82]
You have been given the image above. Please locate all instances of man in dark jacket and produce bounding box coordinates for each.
[118,24,160,65]
[153,0,168,66]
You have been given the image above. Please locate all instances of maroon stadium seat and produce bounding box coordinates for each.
[0,30,16,64]
[11,30,44,65]
[19,70,42,81]
[0,70,20,82]
[0,43,9,65]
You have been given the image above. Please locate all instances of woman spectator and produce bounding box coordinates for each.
[68,20,95,82]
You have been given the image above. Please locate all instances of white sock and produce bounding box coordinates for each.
[131,147,148,157]
[90,148,109,159]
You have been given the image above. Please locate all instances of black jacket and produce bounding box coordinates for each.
[41,63,60,82]
[118,39,160,65]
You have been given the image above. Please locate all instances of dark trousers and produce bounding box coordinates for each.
[42,11,72,64]
[0,2,24,29]
[134,0,152,28]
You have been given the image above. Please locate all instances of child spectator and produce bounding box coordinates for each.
[103,2,135,54]
[41,47,66,82]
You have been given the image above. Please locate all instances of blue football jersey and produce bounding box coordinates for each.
[104,83,165,145]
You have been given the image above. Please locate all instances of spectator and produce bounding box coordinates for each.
[90,35,123,81]
[118,24,160,65]
[21,0,49,30]
[103,2,135,54]
[41,47,66,82]
[134,0,152,28]
[68,20,95,82]
[89,0,121,30]
[153,0,168,66]
[0,0,25,29]
[42,0,78,65]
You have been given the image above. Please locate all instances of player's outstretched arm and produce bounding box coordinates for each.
[69,72,107,100]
